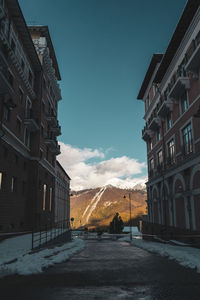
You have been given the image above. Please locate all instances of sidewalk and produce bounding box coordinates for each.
[119,234,200,273]
[0,233,85,278]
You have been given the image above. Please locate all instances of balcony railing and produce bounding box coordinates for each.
[24,109,39,132]
[0,49,13,94]
[168,69,190,100]
[45,137,61,155]
[46,114,57,127]
[185,32,200,76]
[157,97,173,118]
[45,135,56,149]
[142,125,153,141]
[148,115,161,131]
[51,120,61,136]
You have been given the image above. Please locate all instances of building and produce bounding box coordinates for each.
[0,0,65,232]
[137,0,200,240]
[55,161,70,225]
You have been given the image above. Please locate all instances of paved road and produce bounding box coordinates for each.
[1,239,200,299]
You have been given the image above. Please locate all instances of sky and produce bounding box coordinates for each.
[19,0,187,190]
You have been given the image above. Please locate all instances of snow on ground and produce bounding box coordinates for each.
[0,234,85,277]
[119,235,200,273]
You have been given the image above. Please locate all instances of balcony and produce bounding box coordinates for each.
[0,49,13,94]
[168,70,190,100]
[148,116,161,131]
[51,142,61,155]
[142,125,153,141]
[51,124,61,136]
[46,114,57,127]
[185,37,200,76]
[24,110,39,132]
[157,99,173,118]
[45,137,61,155]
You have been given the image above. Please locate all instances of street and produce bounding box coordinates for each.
[1,239,200,299]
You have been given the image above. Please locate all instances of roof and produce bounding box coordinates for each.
[28,26,61,80]
[56,160,71,180]
[137,54,163,100]
[6,0,41,72]
[154,0,200,83]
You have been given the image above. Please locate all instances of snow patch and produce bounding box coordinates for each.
[0,236,85,277]
[104,201,112,207]
[83,187,106,225]
[119,236,200,273]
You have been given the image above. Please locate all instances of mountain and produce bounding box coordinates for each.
[70,185,147,229]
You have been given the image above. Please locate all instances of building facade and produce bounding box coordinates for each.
[0,0,66,232]
[137,0,200,239]
[55,161,70,225]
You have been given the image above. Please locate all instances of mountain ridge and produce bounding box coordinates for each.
[70,185,147,229]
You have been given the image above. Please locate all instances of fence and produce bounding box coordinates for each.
[32,219,71,250]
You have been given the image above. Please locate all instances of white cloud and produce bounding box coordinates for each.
[58,142,147,191]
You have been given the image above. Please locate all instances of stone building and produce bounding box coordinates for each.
[0,0,66,232]
[137,0,200,239]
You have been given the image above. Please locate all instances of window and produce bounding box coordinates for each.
[180,91,188,113]
[28,70,33,86]
[42,184,47,210]
[41,125,44,137]
[0,173,2,190]
[167,112,172,129]
[24,128,30,147]
[19,88,23,103]
[149,158,154,170]
[157,150,163,166]
[21,59,25,71]
[16,118,21,133]
[8,71,13,86]
[40,150,43,159]
[49,187,53,211]
[148,140,152,151]
[11,39,16,52]
[167,139,175,164]
[25,97,32,118]
[46,148,49,160]
[147,95,150,108]
[182,123,193,155]
[0,172,6,190]
[3,106,10,121]
[11,177,17,193]
[156,129,160,141]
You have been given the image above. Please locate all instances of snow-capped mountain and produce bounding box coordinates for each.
[70,185,147,229]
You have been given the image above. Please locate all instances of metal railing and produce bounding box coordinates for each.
[32,219,71,250]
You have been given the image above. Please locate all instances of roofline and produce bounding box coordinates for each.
[56,160,71,180]
[154,0,200,83]
[6,0,41,72]
[28,25,61,80]
[137,54,163,100]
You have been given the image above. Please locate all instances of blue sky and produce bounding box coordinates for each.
[19,0,187,190]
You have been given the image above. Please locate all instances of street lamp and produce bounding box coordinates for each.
[124,193,132,241]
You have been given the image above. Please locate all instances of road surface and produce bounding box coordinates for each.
[1,239,200,299]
